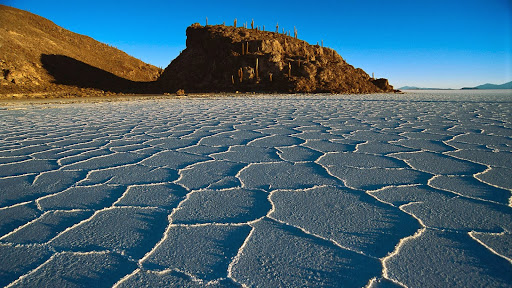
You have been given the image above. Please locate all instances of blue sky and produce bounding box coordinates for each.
[4,0,511,88]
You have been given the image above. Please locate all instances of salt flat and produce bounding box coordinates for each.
[0,90,511,287]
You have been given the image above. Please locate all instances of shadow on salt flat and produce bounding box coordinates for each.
[62,152,147,170]
[0,159,58,177]
[391,151,487,175]
[429,175,511,205]
[402,195,512,232]
[139,150,211,169]
[177,144,227,156]
[392,138,455,153]
[471,232,512,260]
[0,202,40,237]
[177,160,246,190]
[386,230,512,287]
[1,210,93,244]
[211,146,281,163]
[318,152,407,169]
[325,166,431,190]
[172,188,271,224]
[37,185,127,211]
[367,278,404,288]
[476,167,512,190]
[0,170,86,207]
[114,183,188,210]
[355,141,416,154]
[80,165,178,186]
[142,225,251,281]
[230,218,381,287]
[0,244,52,287]
[303,139,357,153]
[198,130,263,147]
[8,251,137,288]
[372,185,512,232]
[239,162,341,190]
[447,150,512,168]
[116,269,240,288]
[270,186,420,258]
[277,145,323,162]
[50,207,168,259]
[247,135,305,148]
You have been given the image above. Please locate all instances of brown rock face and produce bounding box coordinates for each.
[158,23,394,93]
[371,78,394,92]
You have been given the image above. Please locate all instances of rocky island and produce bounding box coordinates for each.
[158,23,394,94]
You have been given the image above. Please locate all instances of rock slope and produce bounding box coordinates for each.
[0,5,161,95]
[158,23,394,93]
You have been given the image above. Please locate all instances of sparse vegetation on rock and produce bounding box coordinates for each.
[157,23,394,93]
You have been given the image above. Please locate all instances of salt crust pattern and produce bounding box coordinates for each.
[1,91,511,287]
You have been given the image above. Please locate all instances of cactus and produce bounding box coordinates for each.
[242,42,245,55]
[246,41,249,54]
[276,23,279,33]
[269,73,273,82]
[251,19,254,29]
[232,75,235,85]
[234,18,237,27]
[288,62,291,77]
[206,17,208,26]
[294,26,297,39]
[255,58,259,79]
[238,67,243,83]
[263,25,265,31]
[321,40,323,47]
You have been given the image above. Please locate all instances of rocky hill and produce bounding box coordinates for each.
[158,23,394,93]
[0,5,161,96]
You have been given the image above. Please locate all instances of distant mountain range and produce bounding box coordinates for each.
[461,81,512,90]
[400,81,512,90]
[398,86,453,90]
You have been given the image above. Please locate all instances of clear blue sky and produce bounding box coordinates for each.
[4,0,511,88]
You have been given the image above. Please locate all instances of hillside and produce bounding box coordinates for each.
[0,5,161,96]
[158,23,394,93]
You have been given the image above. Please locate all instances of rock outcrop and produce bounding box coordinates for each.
[158,23,394,93]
